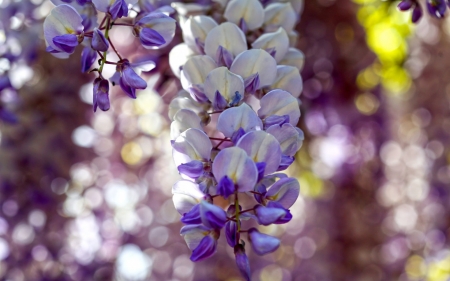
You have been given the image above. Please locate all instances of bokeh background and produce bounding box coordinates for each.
[1,0,450,280]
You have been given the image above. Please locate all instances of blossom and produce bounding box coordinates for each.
[44,4,84,58]
[224,0,264,31]
[248,228,280,255]
[134,12,176,49]
[92,78,110,112]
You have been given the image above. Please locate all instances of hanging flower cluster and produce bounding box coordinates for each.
[43,0,176,111]
[168,0,304,279]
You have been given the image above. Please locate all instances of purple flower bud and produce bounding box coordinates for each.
[244,73,260,94]
[216,45,234,68]
[217,175,235,199]
[190,234,218,262]
[398,0,413,11]
[81,47,97,73]
[93,78,110,112]
[226,220,238,247]
[426,0,446,18]
[412,5,423,23]
[213,90,228,110]
[248,228,280,255]
[234,244,251,281]
[200,201,227,229]
[52,34,78,53]
[91,29,109,52]
[109,0,128,19]
[178,160,204,178]
[255,202,291,225]
[181,203,202,224]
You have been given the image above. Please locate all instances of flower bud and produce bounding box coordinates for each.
[93,78,110,112]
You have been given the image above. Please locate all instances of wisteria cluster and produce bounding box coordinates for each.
[167,0,304,279]
[43,0,176,111]
[398,0,450,22]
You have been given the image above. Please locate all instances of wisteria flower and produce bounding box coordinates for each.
[134,12,176,49]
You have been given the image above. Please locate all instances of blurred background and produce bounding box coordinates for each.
[1,0,450,280]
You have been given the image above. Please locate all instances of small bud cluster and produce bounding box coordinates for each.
[168,0,304,279]
[43,0,177,112]
[397,0,450,23]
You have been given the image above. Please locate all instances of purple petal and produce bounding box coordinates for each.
[178,160,204,178]
[244,73,260,94]
[239,18,248,34]
[212,147,258,192]
[200,201,227,230]
[265,115,290,128]
[277,155,294,171]
[256,162,266,182]
[93,78,110,112]
[266,123,304,156]
[216,45,234,68]
[254,204,287,226]
[139,28,166,48]
[180,224,211,250]
[213,90,227,111]
[119,77,136,98]
[52,34,78,53]
[217,103,263,138]
[92,29,109,52]
[226,221,238,247]
[231,127,246,144]
[426,0,446,18]
[81,47,97,73]
[190,235,217,262]
[109,0,127,19]
[258,89,300,126]
[188,84,209,103]
[122,65,147,89]
[398,0,413,11]
[248,228,280,255]
[234,244,251,281]
[412,5,423,23]
[217,175,235,199]
[236,131,282,175]
[181,203,202,224]
[265,177,300,209]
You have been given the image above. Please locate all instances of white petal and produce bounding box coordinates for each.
[170,109,203,140]
[172,128,212,165]
[182,55,217,86]
[258,90,300,126]
[169,43,196,78]
[264,2,297,32]
[224,0,264,31]
[204,67,244,102]
[279,48,305,71]
[204,22,247,60]
[182,15,218,52]
[268,65,303,98]
[172,180,204,214]
[217,103,263,138]
[168,90,206,120]
[229,49,277,88]
[252,27,289,63]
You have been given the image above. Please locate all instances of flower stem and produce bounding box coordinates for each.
[98,16,110,74]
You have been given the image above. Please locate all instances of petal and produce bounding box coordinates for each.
[181,203,202,224]
[172,180,205,214]
[169,43,196,78]
[217,103,263,138]
[264,2,297,32]
[212,147,258,192]
[226,221,238,247]
[265,177,300,209]
[178,160,204,178]
[279,48,305,71]
[248,228,280,255]
[119,77,136,98]
[91,28,109,52]
[217,175,235,199]
[258,89,300,126]
[254,204,287,226]
[172,128,212,163]
[122,66,147,89]
[230,49,277,89]
[170,109,204,142]
[204,22,247,60]
[52,34,78,53]
[200,201,227,229]
[237,131,282,175]
[180,224,211,250]
[266,123,304,156]
[43,4,83,51]
[190,235,217,262]
[139,28,166,48]
[224,0,264,31]
[137,12,176,49]
[204,67,244,104]
[252,27,289,62]
[182,15,218,52]
[277,155,295,171]
[268,65,303,98]
[130,59,156,73]
[234,244,251,281]
[168,90,205,120]
[81,46,97,73]
[91,0,111,12]
[181,55,217,87]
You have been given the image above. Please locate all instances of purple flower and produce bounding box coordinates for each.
[81,47,97,73]
[181,203,202,224]
[190,234,217,262]
[398,0,413,11]
[225,220,238,247]
[134,12,176,49]
[234,244,251,281]
[258,89,301,126]
[92,0,137,19]
[93,78,110,112]
[200,201,227,229]
[427,0,447,18]
[217,103,263,138]
[266,123,304,156]
[412,5,423,23]
[180,224,219,262]
[112,60,147,98]
[217,175,235,199]
[248,228,280,255]
[254,201,292,225]
[265,177,300,209]
[178,160,204,179]
[91,28,109,52]
[44,5,84,58]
